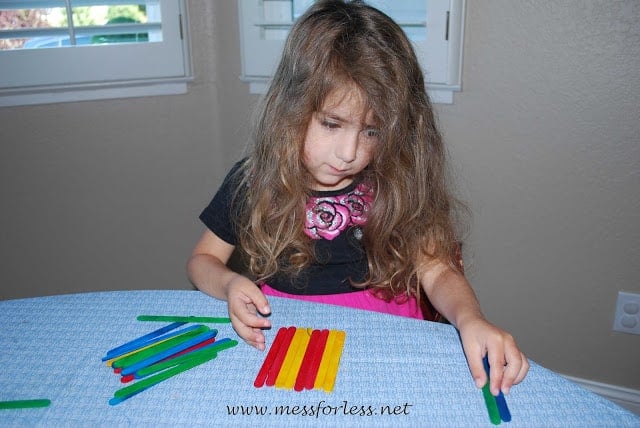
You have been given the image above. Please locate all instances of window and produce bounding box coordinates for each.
[238,0,465,103]
[0,0,192,107]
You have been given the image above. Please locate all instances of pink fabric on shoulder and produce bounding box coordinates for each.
[260,283,424,320]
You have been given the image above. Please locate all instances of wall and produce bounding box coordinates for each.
[0,1,638,390]
[0,2,254,298]
[436,1,640,389]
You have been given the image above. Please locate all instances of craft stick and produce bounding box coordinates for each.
[0,399,51,410]
[303,329,329,390]
[495,392,511,422]
[136,338,235,378]
[275,327,306,388]
[103,322,185,360]
[120,374,135,383]
[481,382,501,425]
[109,352,216,405]
[120,337,216,381]
[112,325,209,370]
[265,326,296,387]
[106,333,190,367]
[321,330,346,392]
[104,324,205,363]
[110,326,208,369]
[135,338,237,379]
[294,329,322,391]
[314,329,337,390]
[137,315,231,324]
[254,327,288,388]
[120,330,217,376]
[154,337,216,364]
[111,325,210,369]
[483,355,511,422]
[282,328,311,390]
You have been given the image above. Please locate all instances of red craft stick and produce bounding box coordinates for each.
[294,329,321,391]
[120,374,135,383]
[157,337,216,362]
[254,327,288,387]
[303,329,329,390]
[265,326,296,387]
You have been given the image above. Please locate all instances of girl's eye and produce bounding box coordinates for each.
[363,128,380,139]
[321,120,340,130]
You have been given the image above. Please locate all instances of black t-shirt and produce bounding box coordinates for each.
[199,160,372,295]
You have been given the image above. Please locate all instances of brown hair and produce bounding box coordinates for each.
[235,0,465,300]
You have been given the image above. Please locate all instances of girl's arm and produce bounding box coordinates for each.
[187,230,272,350]
[421,262,529,395]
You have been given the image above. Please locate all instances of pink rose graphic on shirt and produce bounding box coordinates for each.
[305,183,373,240]
[338,190,371,225]
[306,199,351,240]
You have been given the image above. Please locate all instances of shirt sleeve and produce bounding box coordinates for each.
[198,160,247,245]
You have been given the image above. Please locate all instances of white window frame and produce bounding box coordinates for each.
[0,0,193,107]
[238,0,465,104]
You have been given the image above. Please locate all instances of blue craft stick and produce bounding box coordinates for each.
[102,323,208,361]
[110,325,209,369]
[119,330,217,376]
[133,338,236,379]
[495,392,512,422]
[483,355,512,423]
[103,322,186,360]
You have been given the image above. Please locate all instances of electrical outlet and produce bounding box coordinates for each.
[612,291,640,335]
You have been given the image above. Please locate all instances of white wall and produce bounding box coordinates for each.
[0,1,638,391]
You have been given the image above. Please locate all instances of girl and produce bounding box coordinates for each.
[187,0,528,396]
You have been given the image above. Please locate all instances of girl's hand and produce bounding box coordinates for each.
[458,317,529,396]
[225,274,272,350]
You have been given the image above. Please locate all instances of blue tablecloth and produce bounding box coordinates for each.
[0,290,637,427]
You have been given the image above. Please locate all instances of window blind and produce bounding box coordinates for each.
[0,0,191,106]
[238,0,464,103]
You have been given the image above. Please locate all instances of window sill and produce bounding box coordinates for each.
[239,75,460,104]
[0,76,193,108]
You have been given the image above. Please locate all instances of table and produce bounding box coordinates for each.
[0,290,637,427]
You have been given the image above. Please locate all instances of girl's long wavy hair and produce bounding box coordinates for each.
[233,0,466,301]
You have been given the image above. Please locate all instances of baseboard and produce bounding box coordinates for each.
[562,374,640,416]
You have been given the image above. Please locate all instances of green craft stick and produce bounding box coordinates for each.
[112,352,217,401]
[136,339,238,378]
[0,399,51,410]
[481,382,502,425]
[134,347,216,378]
[111,325,210,369]
[137,315,231,324]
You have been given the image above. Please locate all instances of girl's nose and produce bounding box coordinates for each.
[336,132,359,163]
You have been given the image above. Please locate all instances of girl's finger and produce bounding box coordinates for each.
[465,347,488,389]
[488,352,505,396]
[500,346,529,394]
[512,354,530,385]
[230,316,266,350]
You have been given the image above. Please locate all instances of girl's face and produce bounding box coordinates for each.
[302,86,379,191]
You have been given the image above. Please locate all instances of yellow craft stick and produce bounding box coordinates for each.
[314,329,337,390]
[104,335,177,367]
[322,330,346,392]
[275,328,307,389]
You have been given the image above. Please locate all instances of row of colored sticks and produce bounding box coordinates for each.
[254,326,346,392]
[102,317,237,405]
